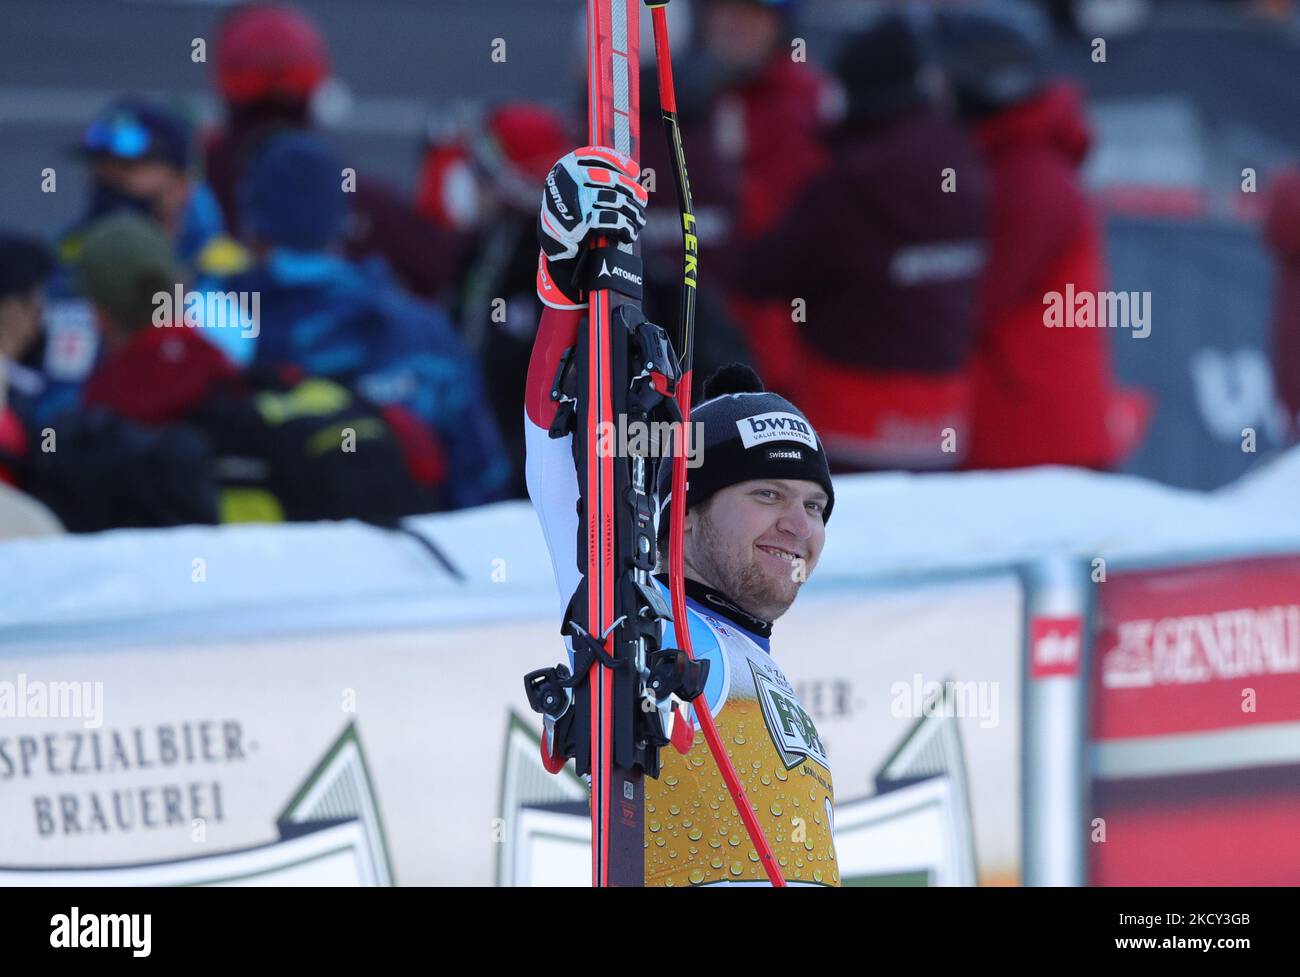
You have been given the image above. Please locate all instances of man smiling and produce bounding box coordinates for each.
[660,363,833,624]
[525,148,838,885]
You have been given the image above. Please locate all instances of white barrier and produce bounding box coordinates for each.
[2,456,1298,884]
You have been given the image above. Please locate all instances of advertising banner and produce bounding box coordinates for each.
[2,575,1023,885]
[1090,554,1300,885]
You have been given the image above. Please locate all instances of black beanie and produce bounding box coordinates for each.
[933,8,1047,120]
[835,13,930,123]
[659,364,835,522]
[0,234,54,298]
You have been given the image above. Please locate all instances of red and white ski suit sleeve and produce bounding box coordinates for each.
[523,263,586,619]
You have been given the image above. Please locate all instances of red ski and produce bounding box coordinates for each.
[524,0,783,888]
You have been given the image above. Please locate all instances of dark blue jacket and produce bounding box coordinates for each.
[226,250,512,508]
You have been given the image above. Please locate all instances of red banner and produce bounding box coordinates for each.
[1092,555,1300,740]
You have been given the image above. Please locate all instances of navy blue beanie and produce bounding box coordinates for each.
[82,98,193,170]
[0,234,54,298]
[240,132,348,250]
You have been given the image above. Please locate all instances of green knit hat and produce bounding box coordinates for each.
[76,212,183,329]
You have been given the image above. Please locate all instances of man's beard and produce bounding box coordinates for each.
[691,509,800,623]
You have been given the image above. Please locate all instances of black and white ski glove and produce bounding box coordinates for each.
[536,145,648,310]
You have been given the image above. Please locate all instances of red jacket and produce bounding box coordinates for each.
[83,327,236,424]
[731,58,833,240]
[729,108,988,471]
[967,83,1146,470]
[727,59,833,395]
[638,56,833,395]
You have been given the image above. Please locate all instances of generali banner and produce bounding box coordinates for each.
[1090,553,1300,885]
[1094,554,1300,740]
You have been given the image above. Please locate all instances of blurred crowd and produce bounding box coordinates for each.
[0,2,510,533]
[0,0,1291,536]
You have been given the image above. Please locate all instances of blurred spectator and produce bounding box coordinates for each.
[0,234,55,447]
[206,2,466,301]
[720,13,989,471]
[25,212,443,531]
[937,7,1148,470]
[0,238,62,540]
[72,99,232,266]
[691,0,833,238]
[417,102,571,496]
[31,213,224,530]
[31,97,244,426]
[227,132,513,509]
[76,213,235,423]
[0,235,64,538]
[1265,165,1300,440]
[637,0,834,394]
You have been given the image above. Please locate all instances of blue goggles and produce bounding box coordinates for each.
[84,115,153,160]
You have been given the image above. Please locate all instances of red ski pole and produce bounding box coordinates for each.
[646,0,786,887]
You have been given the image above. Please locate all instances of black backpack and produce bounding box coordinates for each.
[26,371,445,532]
[190,369,447,523]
